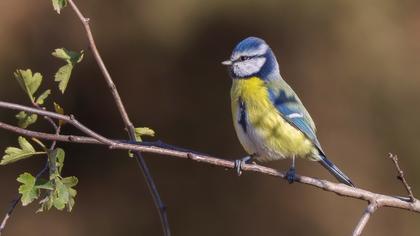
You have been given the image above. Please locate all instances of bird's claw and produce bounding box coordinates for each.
[285,167,296,184]
[235,159,243,176]
[234,156,252,176]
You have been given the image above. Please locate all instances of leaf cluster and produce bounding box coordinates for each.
[2,45,83,212]
[52,48,84,94]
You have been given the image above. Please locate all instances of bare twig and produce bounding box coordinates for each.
[0,197,20,236]
[0,160,49,236]
[65,1,170,234]
[388,153,415,202]
[352,203,378,236]
[32,102,59,134]
[0,102,420,221]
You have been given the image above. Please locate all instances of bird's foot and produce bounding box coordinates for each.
[285,167,296,184]
[234,156,253,176]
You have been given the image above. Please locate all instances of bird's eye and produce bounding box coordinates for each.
[240,56,250,61]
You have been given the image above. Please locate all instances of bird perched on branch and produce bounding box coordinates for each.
[222,37,354,186]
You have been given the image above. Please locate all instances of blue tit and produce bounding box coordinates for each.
[222,36,354,186]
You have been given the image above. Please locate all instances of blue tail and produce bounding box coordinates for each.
[319,156,354,187]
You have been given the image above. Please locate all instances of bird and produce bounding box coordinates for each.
[222,36,354,186]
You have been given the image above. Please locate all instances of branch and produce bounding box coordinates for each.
[352,203,378,236]
[0,197,20,236]
[0,101,419,221]
[388,153,415,202]
[65,1,170,234]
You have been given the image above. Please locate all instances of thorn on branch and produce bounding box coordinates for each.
[388,153,416,202]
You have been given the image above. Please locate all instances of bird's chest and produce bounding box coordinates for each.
[230,78,312,161]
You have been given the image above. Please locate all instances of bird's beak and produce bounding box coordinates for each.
[221,60,233,66]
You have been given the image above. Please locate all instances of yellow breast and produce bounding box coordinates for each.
[230,77,316,161]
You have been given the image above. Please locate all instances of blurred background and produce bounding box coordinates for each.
[1,0,420,235]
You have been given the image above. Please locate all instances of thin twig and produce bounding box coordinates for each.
[0,103,419,217]
[0,161,49,236]
[352,203,378,236]
[32,102,61,150]
[388,153,415,202]
[0,197,19,236]
[65,1,170,235]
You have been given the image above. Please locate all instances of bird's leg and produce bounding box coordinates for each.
[234,155,254,176]
[285,156,296,184]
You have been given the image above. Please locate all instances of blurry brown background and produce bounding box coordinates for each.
[1,0,420,235]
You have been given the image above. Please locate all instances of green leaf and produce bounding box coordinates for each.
[53,148,65,174]
[62,176,78,211]
[35,89,51,105]
[53,180,67,210]
[15,111,38,128]
[35,179,54,190]
[67,196,75,212]
[52,48,84,64]
[1,137,44,165]
[19,136,35,153]
[131,127,155,156]
[54,64,73,94]
[36,176,78,212]
[17,172,40,206]
[62,176,78,188]
[36,179,56,213]
[54,102,64,115]
[14,69,43,101]
[52,48,71,60]
[128,151,134,158]
[37,195,54,213]
[51,0,67,14]
[134,127,155,141]
[53,102,65,126]
[49,176,78,211]
[52,48,83,93]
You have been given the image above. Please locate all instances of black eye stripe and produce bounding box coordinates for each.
[235,55,263,62]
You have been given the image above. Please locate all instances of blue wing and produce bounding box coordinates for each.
[267,79,355,186]
[267,79,323,153]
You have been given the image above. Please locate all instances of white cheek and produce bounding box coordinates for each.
[233,57,266,77]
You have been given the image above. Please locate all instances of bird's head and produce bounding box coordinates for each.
[222,37,279,80]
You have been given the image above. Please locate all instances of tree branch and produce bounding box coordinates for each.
[65,1,170,234]
[352,203,378,236]
[0,196,20,236]
[388,153,415,202]
[0,101,419,224]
